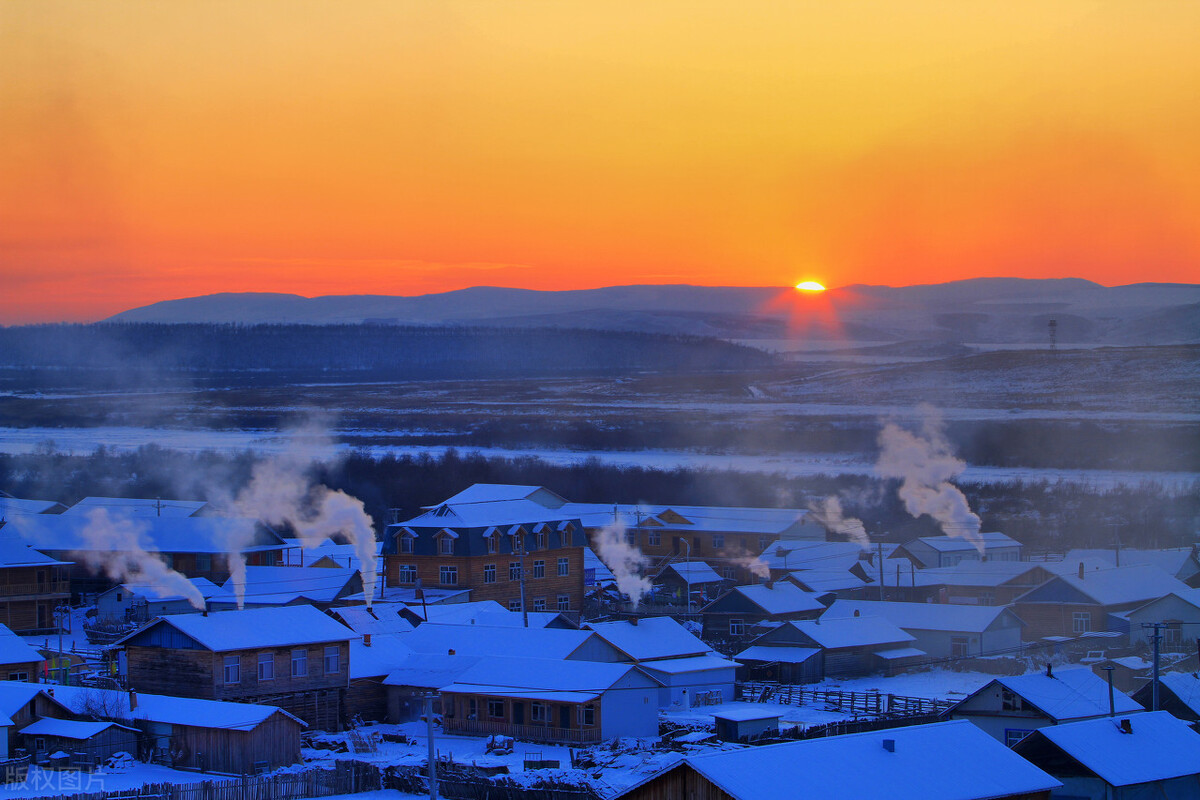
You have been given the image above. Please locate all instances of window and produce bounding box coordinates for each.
[292,648,308,677]
[440,565,458,585]
[396,564,417,584]
[712,534,725,549]
[467,698,478,719]
[34,738,45,753]
[578,704,596,726]
[1072,612,1091,633]
[8,672,28,681]
[533,560,545,579]
[729,619,745,636]
[196,553,212,572]
[625,530,637,546]
[509,599,523,612]
[647,530,661,546]
[537,531,546,550]
[439,535,455,555]
[950,636,971,658]
[558,557,569,577]
[223,655,240,684]
[400,535,414,554]
[533,598,546,612]
[1001,689,1025,712]
[512,533,524,554]
[488,699,505,718]
[257,653,274,681]
[1005,729,1033,747]
[1166,622,1184,647]
[483,564,496,584]
[487,535,498,554]
[722,565,735,580]
[558,594,570,611]
[324,646,340,674]
[116,593,123,602]
[979,591,995,606]
[509,562,523,581]
[531,703,549,723]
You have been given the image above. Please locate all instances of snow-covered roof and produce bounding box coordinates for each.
[784,616,915,650]
[586,617,711,662]
[1159,672,1200,716]
[469,611,576,629]
[6,514,285,554]
[877,560,1040,589]
[330,604,414,636]
[0,623,46,666]
[0,496,63,517]
[785,569,870,593]
[824,599,1019,634]
[561,502,812,536]
[400,499,580,529]
[0,683,60,718]
[438,655,656,703]
[104,577,222,604]
[584,548,616,585]
[661,562,724,585]
[399,623,605,661]
[758,541,865,572]
[63,497,208,517]
[1016,711,1200,787]
[349,633,415,679]
[118,606,352,651]
[906,532,1020,553]
[432,485,568,508]
[0,540,70,567]
[636,655,738,675]
[983,668,1144,722]
[384,653,483,688]
[727,583,826,616]
[1065,548,1199,578]
[874,647,927,659]
[403,601,508,624]
[1022,564,1191,607]
[42,683,304,730]
[212,566,359,605]
[618,720,1060,800]
[19,718,137,739]
[712,707,781,722]
[734,646,821,664]
[285,540,382,571]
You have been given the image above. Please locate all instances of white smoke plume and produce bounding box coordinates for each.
[735,551,772,580]
[217,421,379,608]
[875,406,983,551]
[72,509,205,609]
[809,496,871,551]
[593,520,652,605]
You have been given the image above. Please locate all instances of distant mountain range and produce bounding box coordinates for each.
[106,278,1200,346]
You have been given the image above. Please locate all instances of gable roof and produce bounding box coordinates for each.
[101,577,223,604]
[785,569,870,594]
[615,720,1060,800]
[7,514,286,555]
[0,496,66,517]
[1156,672,1200,717]
[782,616,915,650]
[0,683,72,719]
[0,623,47,666]
[40,683,303,730]
[586,617,712,661]
[399,622,611,661]
[714,583,826,616]
[117,606,352,651]
[0,540,70,568]
[431,484,568,509]
[329,604,415,636]
[1016,564,1190,607]
[1015,711,1200,787]
[1065,548,1200,579]
[211,566,360,606]
[63,497,208,517]
[877,560,1042,589]
[438,656,657,703]
[906,532,1021,553]
[961,668,1144,722]
[661,562,724,585]
[20,718,138,739]
[824,599,1020,634]
[758,541,866,572]
[349,633,415,679]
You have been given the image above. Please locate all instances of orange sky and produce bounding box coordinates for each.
[2,1,1198,323]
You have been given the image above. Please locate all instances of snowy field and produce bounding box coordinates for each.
[0,763,214,799]
[1,427,1195,492]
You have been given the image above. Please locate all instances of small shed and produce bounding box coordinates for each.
[20,718,138,770]
[712,708,781,742]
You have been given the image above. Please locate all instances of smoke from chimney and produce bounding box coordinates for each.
[593,519,652,606]
[809,496,870,551]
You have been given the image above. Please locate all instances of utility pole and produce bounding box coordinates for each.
[519,538,529,628]
[877,542,885,601]
[1101,665,1115,717]
[423,694,438,800]
[1143,623,1164,711]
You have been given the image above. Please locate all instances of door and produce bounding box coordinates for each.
[560,706,570,729]
[512,702,524,725]
[672,537,681,555]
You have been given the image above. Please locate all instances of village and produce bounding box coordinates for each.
[0,484,1197,800]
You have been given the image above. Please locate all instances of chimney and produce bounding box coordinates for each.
[1119,719,1133,735]
[47,688,54,698]
[128,690,137,711]
[363,633,372,647]
[1046,663,1053,678]
[882,739,895,752]
[630,617,638,626]
[1078,562,1085,580]
[853,609,861,617]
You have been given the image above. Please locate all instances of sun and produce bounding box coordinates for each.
[794,281,826,292]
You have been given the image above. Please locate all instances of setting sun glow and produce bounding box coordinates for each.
[795,282,826,293]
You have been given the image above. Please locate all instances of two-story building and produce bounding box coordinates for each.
[116,606,353,730]
[890,532,1023,569]
[0,541,71,634]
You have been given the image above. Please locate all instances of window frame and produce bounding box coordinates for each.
[729,619,745,637]
[483,564,496,584]
[323,645,340,674]
[557,594,570,611]
[440,565,458,585]
[487,699,505,719]
[223,654,241,684]
[557,557,569,577]
[257,652,274,681]
[532,560,545,579]
[396,564,417,584]
[1072,612,1091,633]
[291,648,308,678]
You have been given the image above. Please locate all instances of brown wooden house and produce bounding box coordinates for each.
[0,542,72,635]
[117,606,353,731]
[0,683,75,757]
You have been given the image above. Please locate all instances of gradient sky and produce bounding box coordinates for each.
[2,1,1198,323]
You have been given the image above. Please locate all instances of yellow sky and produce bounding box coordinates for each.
[2,1,1198,321]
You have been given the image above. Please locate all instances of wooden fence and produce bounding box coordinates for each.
[738,682,955,716]
[9,758,601,800]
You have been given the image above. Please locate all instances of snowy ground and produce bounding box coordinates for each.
[809,668,997,701]
[0,763,214,798]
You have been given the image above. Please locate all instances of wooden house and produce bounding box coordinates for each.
[0,541,72,635]
[825,599,1025,659]
[1064,548,1200,586]
[0,493,67,519]
[614,720,1060,800]
[1132,673,1200,727]
[712,708,781,742]
[735,615,918,683]
[345,633,414,723]
[1123,589,1200,652]
[652,561,726,605]
[116,606,353,731]
[439,656,661,744]
[383,496,588,616]
[401,621,623,662]
[875,561,1059,606]
[205,566,363,611]
[1012,564,1190,640]
[46,683,304,775]
[95,578,222,625]
[1012,711,1200,800]
[947,667,1144,746]
[20,718,138,770]
[0,623,45,682]
[0,683,75,758]
[699,583,825,645]
[891,533,1023,569]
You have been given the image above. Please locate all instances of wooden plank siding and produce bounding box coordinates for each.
[169,713,302,775]
[386,547,586,612]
